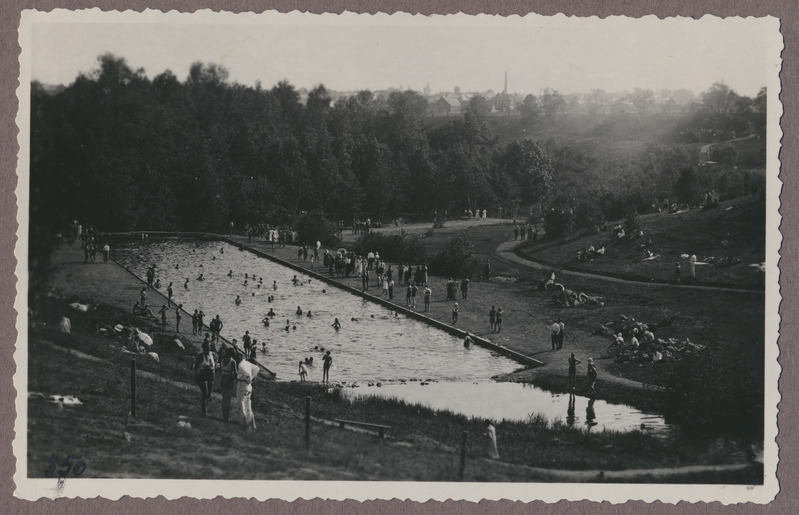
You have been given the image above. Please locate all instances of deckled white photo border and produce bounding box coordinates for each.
[12,8,783,503]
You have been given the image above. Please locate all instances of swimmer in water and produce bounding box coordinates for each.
[257,284,261,289]
[296,306,303,316]
[463,334,474,348]
[227,270,233,277]
[196,273,204,281]
[235,295,241,306]
[285,324,290,332]
[184,278,189,289]
[268,308,276,317]
[273,281,277,290]
[332,318,341,330]
[244,280,248,286]
[175,264,179,270]
[322,289,326,294]
[292,325,297,330]
[245,273,249,279]
[306,311,312,318]
[259,277,263,284]
[262,317,270,327]
[220,247,224,254]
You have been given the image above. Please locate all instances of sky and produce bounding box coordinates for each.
[27,11,778,97]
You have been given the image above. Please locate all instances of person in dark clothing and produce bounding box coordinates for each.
[194,341,216,416]
[568,353,582,390]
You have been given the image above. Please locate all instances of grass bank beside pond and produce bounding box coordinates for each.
[27,291,757,482]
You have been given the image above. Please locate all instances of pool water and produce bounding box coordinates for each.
[115,240,669,433]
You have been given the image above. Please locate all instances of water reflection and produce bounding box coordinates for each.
[567,394,576,426]
[586,398,598,428]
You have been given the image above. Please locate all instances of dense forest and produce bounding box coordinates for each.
[30,54,767,237]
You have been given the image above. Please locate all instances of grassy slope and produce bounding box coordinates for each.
[27,252,756,481]
[520,196,766,286]
[28,312,749,481]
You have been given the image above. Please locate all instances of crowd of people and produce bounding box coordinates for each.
[512,220,539,242]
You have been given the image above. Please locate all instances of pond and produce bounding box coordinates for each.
[115,239,668,433]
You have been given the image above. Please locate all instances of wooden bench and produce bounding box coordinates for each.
[333,419,391,438]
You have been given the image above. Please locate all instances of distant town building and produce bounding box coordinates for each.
[433,96,462,116]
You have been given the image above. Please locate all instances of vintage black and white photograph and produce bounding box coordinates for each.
[14,9,781,502]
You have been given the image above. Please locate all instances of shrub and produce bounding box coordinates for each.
[353,232,427,264]
[295,212,340,247]
[543,208,574,240]
[431,237,480,278]
[664,333,764,440]
[624,208,641,238]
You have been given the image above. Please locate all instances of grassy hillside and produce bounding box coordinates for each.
[520,196,766,287]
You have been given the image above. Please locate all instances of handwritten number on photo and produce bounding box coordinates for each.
[45,454,86,478]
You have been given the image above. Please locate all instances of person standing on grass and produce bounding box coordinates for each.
[299,361,308,382]
[388,279,394,300]
[146,265,155,289]
[484,260,492,279]
[411,281,419,308]
[489,306,497,333]
[192,309,199,335]
[452,302,459,324]
[101,243,110,263]
[242,331,252,359]
[461,278,470,300]
[159,305,168,331]
[322,351,332,383]
[550,319,561,350]
[675,262,682,283]
[167,282,173,307]
[235,352,259,430]
[568,353,582,390]
[140,287,147,308]
[557,318,565,350]
[219,349,238,422]
[361,269,369,291]
[485,420,499,459]
[175,304,182,332]
[194,341,216,416]
[196,311,205,334]
[587,358,598,394]
[423,285,432,312]
[495,308,503,332]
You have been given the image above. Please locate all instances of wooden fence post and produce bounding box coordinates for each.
[459,431,468,481]
[130,359,137,417]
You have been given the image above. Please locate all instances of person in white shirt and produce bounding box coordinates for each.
[235,354,259,429]
[550,320,561,350]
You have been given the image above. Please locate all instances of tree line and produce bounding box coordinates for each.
[30,54,766,239]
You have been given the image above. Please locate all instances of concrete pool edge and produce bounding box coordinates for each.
[105,232,543,370]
